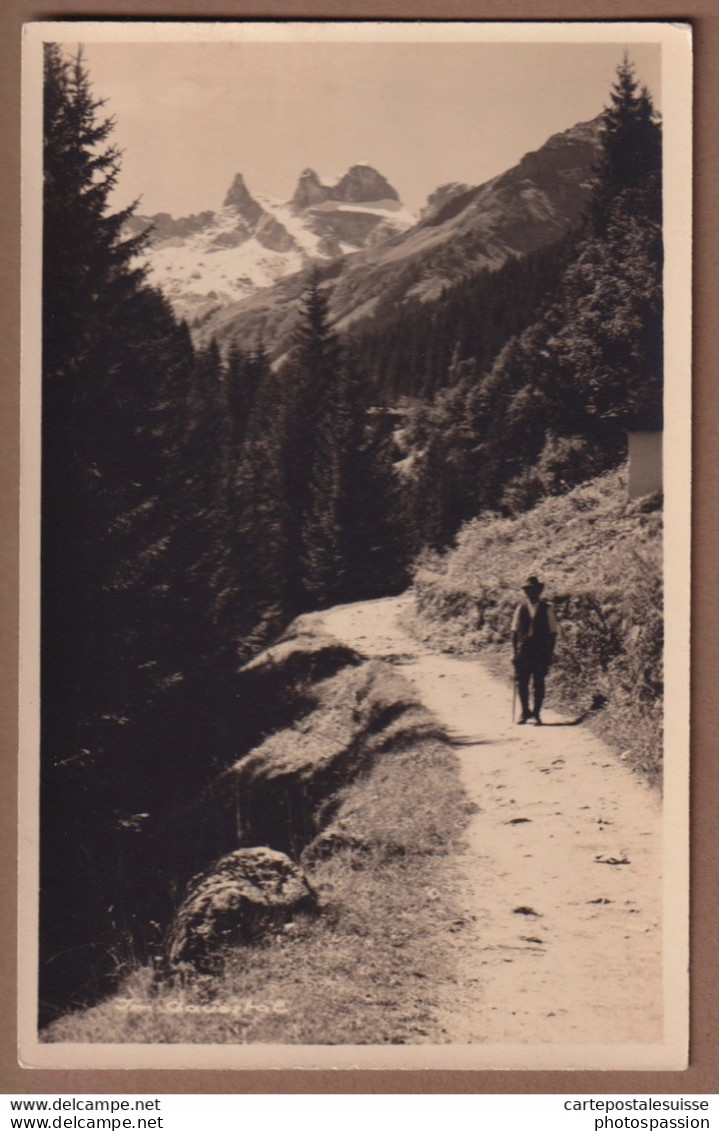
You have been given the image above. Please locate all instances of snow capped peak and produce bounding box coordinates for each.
[133,164,416,327]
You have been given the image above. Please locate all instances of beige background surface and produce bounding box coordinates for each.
[2,0,717,1094]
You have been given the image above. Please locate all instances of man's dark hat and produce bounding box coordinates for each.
[522,575,544,594]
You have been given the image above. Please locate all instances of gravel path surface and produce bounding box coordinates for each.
[321,595,663,1046]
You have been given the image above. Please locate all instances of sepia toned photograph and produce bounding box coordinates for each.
[19,21,691,1071]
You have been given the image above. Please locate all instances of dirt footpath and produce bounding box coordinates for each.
[321,595,662,1046]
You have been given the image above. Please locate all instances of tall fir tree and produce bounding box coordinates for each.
[42,43,152,759]
[590,54,662,235]
[40,45,242,1018]
[232,358,291,645]
[280,272,342,611]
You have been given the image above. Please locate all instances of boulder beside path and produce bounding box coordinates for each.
[162,846,316,976]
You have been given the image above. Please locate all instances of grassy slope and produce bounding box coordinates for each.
[43,633,473,1045]
[405,467,663,783]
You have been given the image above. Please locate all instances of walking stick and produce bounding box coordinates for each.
[511,666,517,723]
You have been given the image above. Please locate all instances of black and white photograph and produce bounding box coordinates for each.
[19,21,691,1070]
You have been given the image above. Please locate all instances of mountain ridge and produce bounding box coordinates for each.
[291,163,401,210]
[126,164,416,323]
[195,115,603,357]
[127,117,602,350]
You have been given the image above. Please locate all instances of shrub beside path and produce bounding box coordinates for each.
[322,594,662,1046]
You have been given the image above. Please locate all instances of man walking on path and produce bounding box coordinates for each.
[512,575,558,726]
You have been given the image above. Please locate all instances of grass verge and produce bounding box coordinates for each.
[43,639,473,1044]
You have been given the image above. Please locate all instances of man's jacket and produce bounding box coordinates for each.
[511,598,558,660]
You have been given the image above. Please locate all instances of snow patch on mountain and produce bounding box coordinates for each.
[197,116,604,357]
[133,166,416,323]
[311,198,417,223]
[140,206,305,322]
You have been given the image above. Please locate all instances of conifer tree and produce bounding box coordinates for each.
[590,54,662,234]
[42,45,148,392]
[280,272,342,610]
[232,361,290,643]
[42,43,153,757]
[41,43,163,1013]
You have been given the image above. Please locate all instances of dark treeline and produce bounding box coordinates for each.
[40,46,662,1020]
[349,235,576,402]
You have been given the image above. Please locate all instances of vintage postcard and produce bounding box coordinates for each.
[19,20,691,1070]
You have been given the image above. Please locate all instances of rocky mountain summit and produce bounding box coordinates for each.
[289,164,407,252]
[196,116,603,357]
[291,164,400,210]
[223,172,265,222]
[127,164,415,323]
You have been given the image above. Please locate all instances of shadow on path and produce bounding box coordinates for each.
[445,735,493,747]
[542,715,590,727]
[538,692,605,728]
[541,695,608,727]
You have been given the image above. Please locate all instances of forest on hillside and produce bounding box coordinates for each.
[40,45,662,1020]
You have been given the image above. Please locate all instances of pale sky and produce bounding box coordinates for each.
[70,36,662,219]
